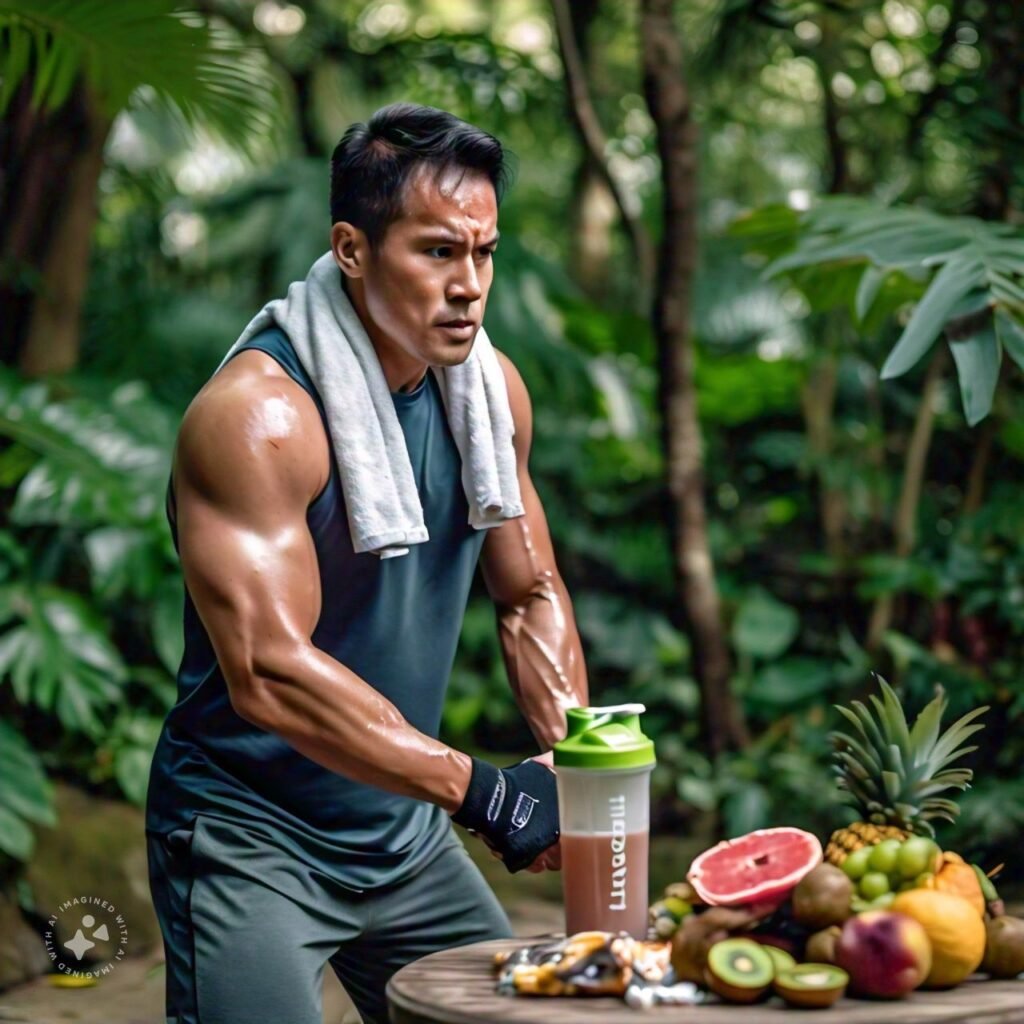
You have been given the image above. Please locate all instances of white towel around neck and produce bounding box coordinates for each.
[215,251,524,558]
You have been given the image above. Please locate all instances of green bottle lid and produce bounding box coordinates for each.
[553,703,656,770]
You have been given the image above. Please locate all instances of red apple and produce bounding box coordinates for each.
[835,911,932,999]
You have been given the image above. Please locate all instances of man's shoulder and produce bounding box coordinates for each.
[175,352,328,506]
[491,346,532,446]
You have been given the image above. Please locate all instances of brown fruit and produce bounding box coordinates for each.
[982,916,1024,979]
[792,864,854,929]
[669,905,769,984]
[805,925,842,965]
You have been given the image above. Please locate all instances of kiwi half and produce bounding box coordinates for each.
[762,945,797,974]
[704,938,775,1003]
[773,963,849,1009]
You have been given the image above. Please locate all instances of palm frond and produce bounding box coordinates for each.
[0,0,283,157]
[759,196,1024,424]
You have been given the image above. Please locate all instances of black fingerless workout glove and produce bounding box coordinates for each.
[450,757,560,873]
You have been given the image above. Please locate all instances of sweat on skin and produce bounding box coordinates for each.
[156,163,587,873]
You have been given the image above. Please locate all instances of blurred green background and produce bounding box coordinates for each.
[1,0,1022,893]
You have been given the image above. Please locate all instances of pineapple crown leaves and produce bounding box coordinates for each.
[829,675,989,826]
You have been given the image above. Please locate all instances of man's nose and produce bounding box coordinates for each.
[448,256,483,304]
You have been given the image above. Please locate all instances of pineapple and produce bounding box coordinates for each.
[824,677,988,865]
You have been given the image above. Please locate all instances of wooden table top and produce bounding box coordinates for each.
[386,935,1024,1024]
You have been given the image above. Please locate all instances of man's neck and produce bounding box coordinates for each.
[341,274,428,395]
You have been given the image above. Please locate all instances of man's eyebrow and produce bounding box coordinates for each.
[415,229,501,246]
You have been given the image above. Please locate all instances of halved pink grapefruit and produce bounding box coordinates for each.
[687,826,823,906]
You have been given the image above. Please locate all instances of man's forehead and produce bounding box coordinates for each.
[399,166,498,234]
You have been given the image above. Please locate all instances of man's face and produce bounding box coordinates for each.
[356,165,499,367]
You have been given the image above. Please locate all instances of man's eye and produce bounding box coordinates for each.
[425,246,452,258]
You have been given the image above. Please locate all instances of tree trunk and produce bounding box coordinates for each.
[570,162,617,297]
[561,0,616,298]
[801,352,845,559]
[639,0,748,756]
[0,78,111,375]
[551,0,655,312]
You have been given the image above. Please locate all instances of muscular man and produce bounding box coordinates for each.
[144,103,588,1024]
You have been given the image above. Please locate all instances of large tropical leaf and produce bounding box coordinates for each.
[0,720,55,861]
[0,583,128,735]
[757,197,1024,424]
[0,0,283,156]
[0,368,172,528]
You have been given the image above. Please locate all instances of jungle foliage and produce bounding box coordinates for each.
[0,0,1022,883]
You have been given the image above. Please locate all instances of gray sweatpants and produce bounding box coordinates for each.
[146,813,513,1024]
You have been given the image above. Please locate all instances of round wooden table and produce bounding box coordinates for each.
[386,935,1024,1024]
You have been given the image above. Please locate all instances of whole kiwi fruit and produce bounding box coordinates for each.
[982,916,1024,979]
[791,865,853,930]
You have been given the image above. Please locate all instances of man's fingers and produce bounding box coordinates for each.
[522,844,562,873]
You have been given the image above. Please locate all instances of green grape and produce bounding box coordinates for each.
[868,839,902,875]
[662,896,692,920]
[868,892,895,910]
[859,872,891,900]
[841,847,872,881]
[897,837,940,880]
[914,871,935,887]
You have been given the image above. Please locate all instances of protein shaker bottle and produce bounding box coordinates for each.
[553,704,656,939]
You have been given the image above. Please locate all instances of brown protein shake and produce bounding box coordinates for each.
[553,705,657,940]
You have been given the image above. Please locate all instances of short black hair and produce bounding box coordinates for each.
[329,103,512,248]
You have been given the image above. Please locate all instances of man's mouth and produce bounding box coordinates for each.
[437,319,474,328]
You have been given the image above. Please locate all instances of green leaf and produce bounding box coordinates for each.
[928,705,989,768]
[995,310,1024,373]
[0,0,283,156]
[948,323,1001,426]
[0,804,35,861]
[0,584,126,733]
[85,526,166,601]
[115,746,155,807]
[731,589,799,660]
[881,257,986,380]
[750,658,832,706]
[855,265,887,323]
[151,576,184,677]
[0,370,172,529]
[0,23,32,111]
[0,721,54,861]
[573,593,680,673]
[723,783,770,837]
[907,690,947,764]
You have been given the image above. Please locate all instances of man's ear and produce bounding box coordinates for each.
[331,221,367,279]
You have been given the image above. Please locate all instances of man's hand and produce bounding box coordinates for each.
[452,754,559,872]
[524,751,562,871]
[468,750,561,873]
